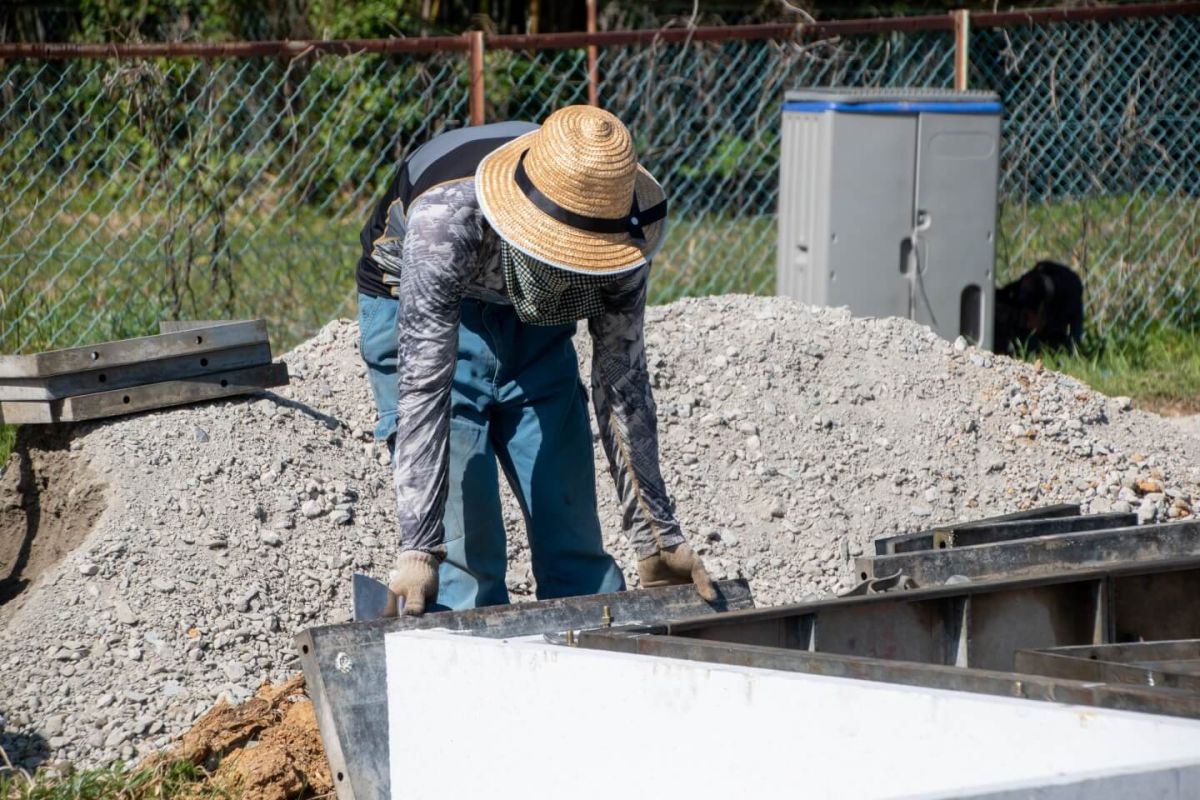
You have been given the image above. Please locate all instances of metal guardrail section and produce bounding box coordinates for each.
[857,520,1200,585]
[295,580,753,800]
[0,319,267,379]
[0,319,288,423]
[579,557,1200,719]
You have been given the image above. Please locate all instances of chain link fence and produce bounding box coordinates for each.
[1,6,1197,354]
[972,12,1200,332]
[1,49,469,352]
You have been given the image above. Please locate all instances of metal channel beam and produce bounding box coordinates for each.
[874,504,1080,555]
[578,631,1200,720]
[0,343,272,401]
[0,319,267,378]
[158,320,239,334]
[882,512,1135,555]
[295,580,753,800]
[576,558,1200,720]
[0,362,289,423]
[1014,647,1200,692]
[616,557,1200,674]
[856,520,1200,584]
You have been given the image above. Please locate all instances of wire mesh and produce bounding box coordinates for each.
[0,51,469,353]
[1,11,1197,355]
[972,13,1200,332]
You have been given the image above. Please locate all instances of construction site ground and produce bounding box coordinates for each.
[2,294,1200,796]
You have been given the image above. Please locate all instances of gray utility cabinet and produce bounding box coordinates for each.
[777,88,1002,349]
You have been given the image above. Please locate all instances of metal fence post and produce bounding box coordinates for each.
[952,9,970,90]
[467,30,485,124]
[586,0,599,106]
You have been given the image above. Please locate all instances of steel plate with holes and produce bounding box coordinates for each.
[0,319,267,379]
[0,362,289,423]
[578,557,1200,719]
[296,580,753,800]
[0,343,272,401]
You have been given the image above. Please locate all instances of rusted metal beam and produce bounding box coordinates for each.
[0,36,469,60]
[586,0,599,107]
[467,30,485,125]
[879,512,1136,557]
[952,9,970,90]
[0,362,289,424]
[857,521,1200,585]
[0,320,267,379]
[973,2,1200,28]
[580,631,1200,720]
[4,3,1197,61]
[581,556,1200,719]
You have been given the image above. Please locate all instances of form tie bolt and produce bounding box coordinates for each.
[565,629,576,647]
[601,605,612,628]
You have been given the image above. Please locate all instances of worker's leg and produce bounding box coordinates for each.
[356,293,399,444]
[436,299,511,609]
[487,304,625,600]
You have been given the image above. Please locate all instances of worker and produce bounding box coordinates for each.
[356,105,716,616]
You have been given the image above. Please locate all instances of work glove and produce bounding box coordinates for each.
[385,550,440,617]
[637,543,717,602]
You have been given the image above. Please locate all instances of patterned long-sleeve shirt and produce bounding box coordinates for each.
[377,178,685,560]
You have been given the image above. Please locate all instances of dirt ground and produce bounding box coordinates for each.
[0,426,107,617]
[162,673,332,800]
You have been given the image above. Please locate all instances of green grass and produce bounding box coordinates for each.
[0,760,231,800]
[996,192,1200,331]
[1024,325,1200,414]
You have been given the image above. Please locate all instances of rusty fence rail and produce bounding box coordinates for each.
[1,3,1198,354]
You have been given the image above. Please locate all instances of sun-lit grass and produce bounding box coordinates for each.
[1023,325,1200,414]
[0,758,231,800]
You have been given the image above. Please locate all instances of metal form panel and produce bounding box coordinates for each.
[875,503,1081,554]
[0,343,272,401]
[296,580,754,800]
[0,319,267,378]
[856,520,1200,584]
[578,557,1200,719]
[0,362,289,423]
[1015,640,1200,691]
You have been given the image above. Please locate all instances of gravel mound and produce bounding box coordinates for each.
[2,294,1199,770]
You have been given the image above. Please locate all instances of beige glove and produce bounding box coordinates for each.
[637,543,717,602]
[386,550,440,617]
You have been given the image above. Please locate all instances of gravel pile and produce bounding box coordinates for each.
[2,294,1199,770]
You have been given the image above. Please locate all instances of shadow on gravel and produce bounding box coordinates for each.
[0,727,50,774]
[0,426,106,612]
[260,391,343,430]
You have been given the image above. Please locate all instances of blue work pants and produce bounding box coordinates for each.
[357,293,625,609]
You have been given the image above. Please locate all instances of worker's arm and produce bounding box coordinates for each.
[387,181,478,614]
[589,268,716,600]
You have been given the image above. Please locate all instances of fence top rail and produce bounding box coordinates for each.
[0,35,470,60]
[0,1,1197,60]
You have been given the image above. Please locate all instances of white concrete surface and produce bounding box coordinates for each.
[953,759,1200,799]
[386,631,1200,800]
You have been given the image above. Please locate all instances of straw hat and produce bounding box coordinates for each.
[475,105,667,274]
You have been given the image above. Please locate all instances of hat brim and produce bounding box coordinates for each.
[475,130,667,275]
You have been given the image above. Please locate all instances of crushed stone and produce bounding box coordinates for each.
[2,294,1199,769]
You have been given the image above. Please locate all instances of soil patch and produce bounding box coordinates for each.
[161,673,332,800]
[0,425,106,613]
